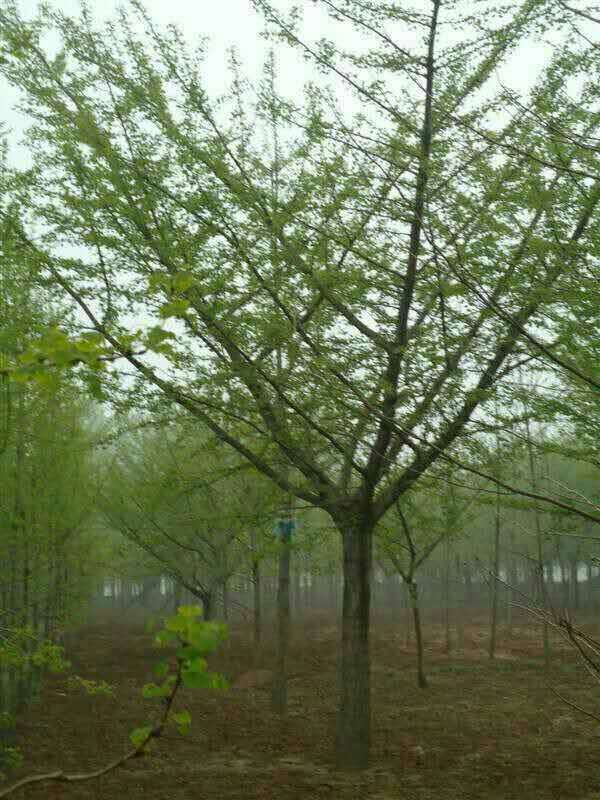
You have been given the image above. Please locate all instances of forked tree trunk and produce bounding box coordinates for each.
[335,515,373,771]
[407,579,427,688]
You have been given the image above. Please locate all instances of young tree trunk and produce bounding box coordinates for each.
[506,530,517,639]
[293,568,301,617]
[455,556,465,650]
[559,555,570,609]
[586,561,594,610]
[464,561,473,606]
[443,539,452,655]
[271,514,292,715]
[570,559,579,611]
[404,581,412,646]
[526,429,550,671]
[489,486,501,660]
[407,579,427,689]
[222,578,229,621]
[335,514,373,771]
[172,580,182,613]
[252,558,261,646]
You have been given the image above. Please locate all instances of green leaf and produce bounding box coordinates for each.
[181,668,215,689]
[153,660,169,679]
[172,271,195,293]
[187,622,228,654]
[129,726,152,748]
[148,272,171,292]
[154,629,178,647]
[212,674,229,690]
[141,682,170,699]
[183,655,208,673]
[145,326,177,350]
[159,299,190,319]
[172,709,192,735]
[164,615,188,634]
[176,605,203,619]
[175,644,203,661]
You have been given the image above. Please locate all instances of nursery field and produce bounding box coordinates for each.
[7,612,600,800]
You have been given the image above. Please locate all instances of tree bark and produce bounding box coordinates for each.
[407,579,427,688]
[271,512,292,715]
[443,539,452,655]
[570,559,579,610]
[464,561,473,606]
[201,591,213,622]
[506,529,517,638]
[586,561,594,610]
[335,514,373,770]
[526,428,550,671]
[172,580,182,613]
[252,558,261,646]
[489,485,501,659]
[222,579,229,621]
[455,556,465,650]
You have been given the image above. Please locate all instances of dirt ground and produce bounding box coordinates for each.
[4,611,600,799]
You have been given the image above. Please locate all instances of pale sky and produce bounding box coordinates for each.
[1,0,317,161]
[1,0,562,167]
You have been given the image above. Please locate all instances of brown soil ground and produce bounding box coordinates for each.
[4,611,600,800]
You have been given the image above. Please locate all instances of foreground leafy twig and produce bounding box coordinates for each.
[0,606,227,798]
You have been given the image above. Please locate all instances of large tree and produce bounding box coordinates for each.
[0,0,598,768]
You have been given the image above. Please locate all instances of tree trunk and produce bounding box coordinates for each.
[222,579,229,621]
[506,529,517,639]
[559,556,570,608]
[329,572,337,614]
[271,515,292,715]
[526,429,550,671]
[172,580,182,613]
[455,556,465,650]
[201,591,213,622]
[335,514,373,770]
[570,560,579,611]
[407,579,427,689]
[464,561,473,605]
[443,539,451,655]
[489,486,501,660]
[252,558,261,646]
[403,581,412,646]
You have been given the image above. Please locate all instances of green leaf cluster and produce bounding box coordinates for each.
[129,605,227,750]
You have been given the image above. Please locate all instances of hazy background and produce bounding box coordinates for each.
[1,0,561,168]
